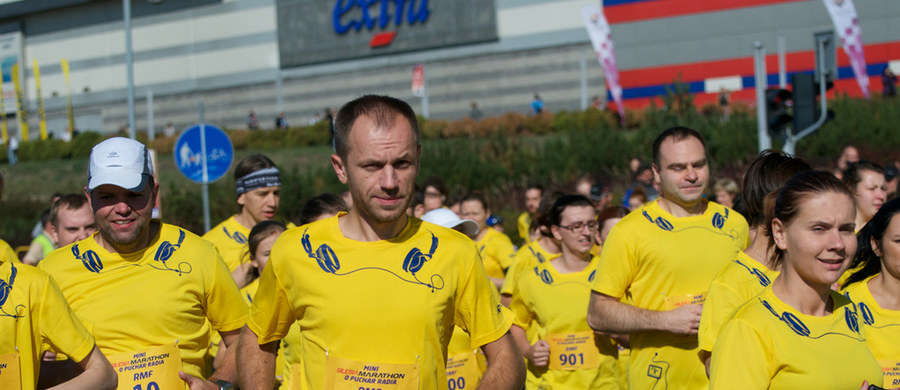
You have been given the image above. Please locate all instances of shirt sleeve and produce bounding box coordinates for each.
[507,275,533,330]
[454,247,513,348]
[709,316,771,390]
[591,223,637,299]
[247,242,299,344]
[698,270,743,352]
[495,234,516,271]
[204,250,249,332]
[500,254,527,296]
[39,273,96,363]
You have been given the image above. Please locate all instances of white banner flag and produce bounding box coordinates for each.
[822,0,869,98]
[411,64,425,97]
[582,5,625,125]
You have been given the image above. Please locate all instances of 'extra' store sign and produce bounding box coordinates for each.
[333,0,431,47]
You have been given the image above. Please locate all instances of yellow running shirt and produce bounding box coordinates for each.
[710,287,883,389]
[0,261,95,390]
[501,240,559,296]
[39,222,248,379]
[592,199,748,390]
[247,214,512,390]
[517,212,532,244]
[699,250,779,353]
[0,239,18,263]
[843,275,900,389]
[203,216,251,272]
[511,256,619,389]
[476,227,516,280]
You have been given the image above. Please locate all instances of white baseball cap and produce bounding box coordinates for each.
[87,137,154,192]
[422,208,479,238]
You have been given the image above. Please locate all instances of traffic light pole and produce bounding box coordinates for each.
[783,37,830,155]
[754,42,772,152]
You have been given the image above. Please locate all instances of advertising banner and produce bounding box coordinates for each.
[822,0,870,98]
[581,5,625,125]
[11,62,27,141]
[33,59,46,140]
[0,32,23,116]
[411,64,425,97]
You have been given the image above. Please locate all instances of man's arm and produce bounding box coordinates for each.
[236,325,279,390]
[587,291,702,335]
[476,332,525,390]
[55,346,117,390]
[178,329,241,389]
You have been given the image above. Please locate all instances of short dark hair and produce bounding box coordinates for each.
[234,154,277,181]
[51,193,90,228]
[298,193,348,225]
[651,126,706,167]
[460,192,489,212]
[533,190,565,238]
[842,160,885,192]
[245,220,287,277]
[333,95,420,159]
[548,194,595,228]
[742,150,811,228]
[768,170,854,268]
[525,183,544,193]
[423,176,447,197]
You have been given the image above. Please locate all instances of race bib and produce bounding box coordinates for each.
[880,360,900,389]
[107,343,183,390]
[446,349,485,390]
[323,355,418,390]
[0,351,21,389]
[664,291,706,310]
[547,331,602,371]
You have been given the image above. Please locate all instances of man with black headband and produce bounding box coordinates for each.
[39,137,247,390]
[204,154,284,284]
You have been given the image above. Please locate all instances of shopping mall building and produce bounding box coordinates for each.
[0,0,897,135]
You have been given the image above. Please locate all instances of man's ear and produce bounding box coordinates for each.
[331,154,348,184]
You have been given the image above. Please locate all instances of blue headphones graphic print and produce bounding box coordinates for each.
[73,229,192,275]
[301,228,445,292]
[0,263,23,318]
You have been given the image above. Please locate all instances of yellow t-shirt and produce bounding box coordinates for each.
[699,251,779,353]
[592,199,748,390]
[476,227,516,280]
[500,240,559,296]
[517,212,531,244]
[242,278,295,384]
[39,222,248,379]
[511,257,620,389]
[0,261,95,390]
[710,287,883,389]
[0,239,18,263]
[446,326,487,390]
[203,215,251,272]
[843,275,900,389]
[247,214,513,390]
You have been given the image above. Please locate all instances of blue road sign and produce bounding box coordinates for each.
[174,123,234,183]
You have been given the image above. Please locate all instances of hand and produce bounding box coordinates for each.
[179,371,218,390]
[42,351,57,361]
[665,304,702,335]
[527,340,550,367]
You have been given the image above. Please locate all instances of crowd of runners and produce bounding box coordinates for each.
[1,94,898,390]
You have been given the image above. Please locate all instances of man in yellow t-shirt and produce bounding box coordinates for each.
[517,184,543,244]
[203,154,284,279]
[461,192,516,290]
[237,95,524,390]
[588,127,748,390]
[39,137,248,390]
[1,260,117,389]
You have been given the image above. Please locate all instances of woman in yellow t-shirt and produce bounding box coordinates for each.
[510,195,619,389]
[842,197,900,389]
[710,170,882,389]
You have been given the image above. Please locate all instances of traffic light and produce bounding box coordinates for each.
[791,72,835,132]
[765,88,792,138]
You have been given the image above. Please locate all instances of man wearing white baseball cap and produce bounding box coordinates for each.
[421,208,479,238]
[40,137,247,390]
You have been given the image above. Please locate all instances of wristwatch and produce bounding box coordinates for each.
[209,379,234,389]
